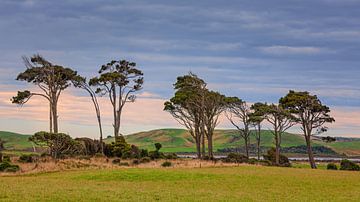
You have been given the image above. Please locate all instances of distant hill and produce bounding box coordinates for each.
[1,129,360,156]
[105,129,360,156]
[0,131,34,151]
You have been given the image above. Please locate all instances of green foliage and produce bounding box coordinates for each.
[161,161,172,167]
[340,159,360,171]
[327,163,338,170]
[104,138,140,159]
[140,149,149,158]
[155,143,162,151]
[263,148,291,167]
[29,131,83,159]
[140,157,151,163]
[18,154,34,163]
[223,153,248,163]
[3,155,11,163]
[165,153,178,159]
[0,161,20,172]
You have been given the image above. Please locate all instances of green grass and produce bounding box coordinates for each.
[0,166,359,201]
[0,131,33,150]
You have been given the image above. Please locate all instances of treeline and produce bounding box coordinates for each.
[10,55,335,169]
[164,73,335,169]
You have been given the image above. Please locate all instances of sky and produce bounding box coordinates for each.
[0,0,360,138]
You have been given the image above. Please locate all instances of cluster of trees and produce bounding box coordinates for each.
[164,73,227,159]
[165,73,335,169]
[12,55,144,154]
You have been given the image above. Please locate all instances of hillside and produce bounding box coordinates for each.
[0,131,34,151]
[1,129,360,156]
[106,129,360,156]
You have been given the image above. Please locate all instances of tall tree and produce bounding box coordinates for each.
[280,90,335,169]
[89,60,143,140]
[72,75,104,154]
[262,103,296,165]
[203,90,226,158]
[225,97,252,158]
[12,55,77,133]
[164,73,206,159]
[249,102,266,160]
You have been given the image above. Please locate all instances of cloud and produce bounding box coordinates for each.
[259,46,330,55]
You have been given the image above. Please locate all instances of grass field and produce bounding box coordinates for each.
[0,166,359,201]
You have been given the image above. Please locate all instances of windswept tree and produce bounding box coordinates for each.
[203,90,226,158]
[249,102,266,160]
[12,55,77,133]
[280,90,335,169]
[164,73,206,158]
[262,103,297,165]
[72,75,104,153]
[90,60,144,140]
[225,97,252,158]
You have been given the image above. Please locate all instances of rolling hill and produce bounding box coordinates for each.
[1,129,360,156]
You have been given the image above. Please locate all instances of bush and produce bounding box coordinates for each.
[3,155,10,163]
[161,161,172,167]
[140,157,151,163]
[18,154,34,163]
[140,149,148,158]
[340,159,360,171]
[263,148,291,167]
[327,163,338,170]
[155,143,162,151]
[132,159,140,165]
[0,161,20,172]
[165,153,178,160]
[248,158,258,165]
[112,158,121,164]
[223,153,248,163]
[104,137,140,159]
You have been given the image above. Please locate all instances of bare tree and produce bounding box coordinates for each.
[225,97,252,158]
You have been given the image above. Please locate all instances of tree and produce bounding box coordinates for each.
[262,103,296,165]
[203,91,226,158]
[249,103,266,160]
[12,55,77,133]
[89,60,143,140]
[72,75,104,153]
[280,90,335,169]
[0,138,4,162]
[225,97,252,158]
[29,131,82,159]
[164,73,206,159]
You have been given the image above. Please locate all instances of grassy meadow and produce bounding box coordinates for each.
[1,165,360,201]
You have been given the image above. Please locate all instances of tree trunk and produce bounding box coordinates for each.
[305,135,317,169]
[49,104,53,133]
[207,135,213,158]
[244,135,249,158]
[52,100,58,133]
[257,124,261,160]
[201,131,206,158]
[275,133,280,165]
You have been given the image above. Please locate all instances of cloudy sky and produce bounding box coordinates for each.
[0,0,359,138]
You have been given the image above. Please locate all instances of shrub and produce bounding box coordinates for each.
[155,143,162,151]
[223,153,248,163]
[140,157,151,163]
[104,138,140,159]
[18,154,34,163]
[248,158,258,165]
[165,153,178,160]
[140,149,148,158]
[112,158,121,164]
[263,148,291,167]
[0,161,20,172]
[161,161,172,167]
[3,155,10,163]
[132,159,140,165]
[327,163,338,170]
[340,159,360,171]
